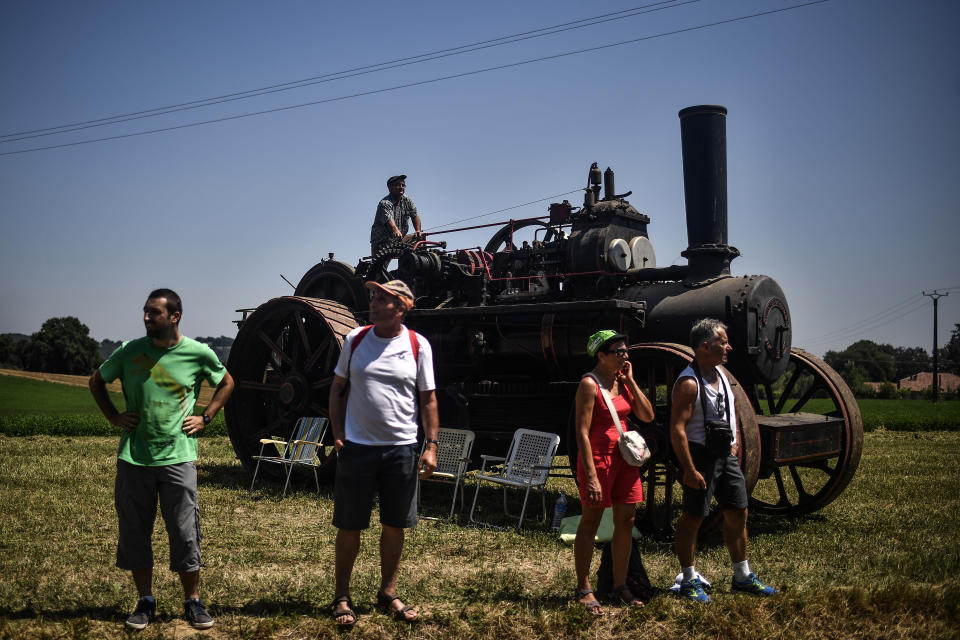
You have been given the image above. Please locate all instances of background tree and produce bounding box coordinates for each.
[19,317,102,375]
[0,334,23,368]
[939,323,960,375]
[824,340,896,383]
[98,338,122,361]
[892,346,931,380]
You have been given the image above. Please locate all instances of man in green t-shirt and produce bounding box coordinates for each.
[89,289,234,631]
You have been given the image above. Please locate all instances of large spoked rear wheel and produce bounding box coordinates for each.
[225,296,358,485]
[747,348,864,516]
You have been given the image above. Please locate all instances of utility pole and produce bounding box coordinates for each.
[923,290,948,402]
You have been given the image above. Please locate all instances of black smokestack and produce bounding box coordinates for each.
[678,105,739,280]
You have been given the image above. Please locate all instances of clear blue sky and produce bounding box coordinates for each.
[1,0,957,357]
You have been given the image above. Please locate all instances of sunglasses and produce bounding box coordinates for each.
[605,348,629,357]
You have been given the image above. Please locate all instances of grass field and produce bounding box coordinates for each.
[0,374,124,415]
[0,375,227,436]
[804,397,960,430]
[0,431,957,639]
[3,374,959,439]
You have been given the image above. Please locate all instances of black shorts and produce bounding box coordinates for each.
[333,441,419,530]
[681,443,749,517]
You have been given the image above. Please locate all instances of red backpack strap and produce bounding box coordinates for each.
[350,325,374,355]
[342,325,374,394]
[408,328,419,365]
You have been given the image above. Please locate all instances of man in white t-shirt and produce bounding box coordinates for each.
[670,318,777,603]
[327,279,438,627]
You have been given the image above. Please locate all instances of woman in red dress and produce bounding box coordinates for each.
[573,330,655,615]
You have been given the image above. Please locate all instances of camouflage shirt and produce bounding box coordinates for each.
[370,194,418,251]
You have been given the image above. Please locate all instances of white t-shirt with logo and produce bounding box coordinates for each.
[334,325,435,445]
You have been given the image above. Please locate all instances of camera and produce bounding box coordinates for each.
[704,420,733,457]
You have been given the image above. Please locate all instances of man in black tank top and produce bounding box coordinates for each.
[669,319,778,603]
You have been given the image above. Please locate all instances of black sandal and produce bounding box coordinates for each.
[575,588,604,617]
[331,596,357,628]
[612,584,645,607]
[376,590,418,623]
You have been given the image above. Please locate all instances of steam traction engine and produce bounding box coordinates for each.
[226,106,862,533]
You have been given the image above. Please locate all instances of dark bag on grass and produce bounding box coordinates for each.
[596,539,654,601]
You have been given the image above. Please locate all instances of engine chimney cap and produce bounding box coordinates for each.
[678,105,727,118]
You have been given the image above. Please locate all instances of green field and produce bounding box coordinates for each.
[2,375,958,438]
[0,432,957,639]
[0,374,124,415]
[804,397,960,430]
[0,375,226,436]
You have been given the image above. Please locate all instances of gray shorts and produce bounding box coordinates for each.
[115,459,202,573]
[333,441,418,530]
[681,443,749,518]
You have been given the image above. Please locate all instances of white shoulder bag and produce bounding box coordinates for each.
[586,373,651,467]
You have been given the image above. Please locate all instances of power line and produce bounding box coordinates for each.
[803,300,928,348]
[803,293,925,344]
[0,0,693,143]
[426,189,583,231]
[0,0,830,158]
[804,283,960,348]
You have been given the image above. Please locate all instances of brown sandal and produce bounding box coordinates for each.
[612,584,645,607]
[575,588,604,617]
[331,596,357,628]
[376,590,418,623]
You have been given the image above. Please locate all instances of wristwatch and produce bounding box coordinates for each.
[425,438,440,448]
[201,413,211,426]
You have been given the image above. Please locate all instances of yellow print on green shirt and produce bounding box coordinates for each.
[131,353,190,414]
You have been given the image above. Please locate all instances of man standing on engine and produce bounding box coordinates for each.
[370,174,423,256]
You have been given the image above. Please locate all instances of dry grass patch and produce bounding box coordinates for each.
[0,433,958,639]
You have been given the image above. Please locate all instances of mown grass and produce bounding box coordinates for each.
[0,432,957,639]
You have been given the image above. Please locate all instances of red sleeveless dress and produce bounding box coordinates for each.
[576,377,644,507]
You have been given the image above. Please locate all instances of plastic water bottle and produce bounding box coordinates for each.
[551,494,568,531]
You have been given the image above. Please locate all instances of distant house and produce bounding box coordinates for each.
[897,372,960,393]
[863,372,960,394]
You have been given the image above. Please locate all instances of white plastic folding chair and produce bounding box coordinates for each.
[249,416,329,498]
[418,428,475,520]
[469,428,560,529]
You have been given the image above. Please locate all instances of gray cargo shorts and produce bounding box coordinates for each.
[681,443,749,518]
[115,459,202,573]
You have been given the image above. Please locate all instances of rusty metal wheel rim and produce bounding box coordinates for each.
[747,348,864,516]
[225,296,358,484]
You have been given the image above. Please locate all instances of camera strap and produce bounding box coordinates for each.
[691,361,730,424]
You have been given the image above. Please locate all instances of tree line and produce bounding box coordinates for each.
[2,315,957,390]
[0,316,233,375]
[823,323,960,398]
